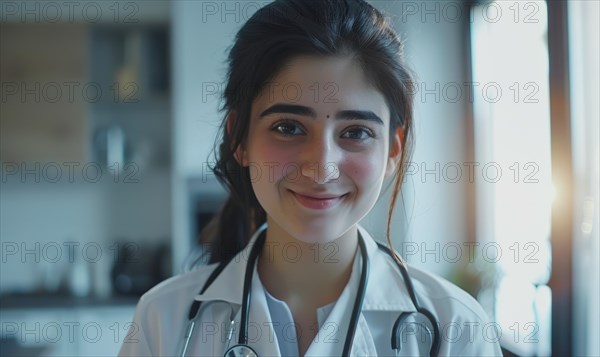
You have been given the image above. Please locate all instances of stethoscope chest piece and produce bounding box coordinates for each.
[224,344,258,357]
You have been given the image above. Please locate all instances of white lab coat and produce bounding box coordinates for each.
[119,224,502,356]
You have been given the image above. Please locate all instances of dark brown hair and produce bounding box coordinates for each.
[204,0,415,266]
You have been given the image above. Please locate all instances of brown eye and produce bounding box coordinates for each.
[270,119,304,137]
[341,127,375,141]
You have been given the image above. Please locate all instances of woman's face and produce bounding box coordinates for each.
[237,55,401,244]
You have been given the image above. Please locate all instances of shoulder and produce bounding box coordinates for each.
[361,227,494,326]
[137,263,219,312]
[366,236,493,325]
[406,265,503,356]
[119,264,219,356]
[407,265,486,316]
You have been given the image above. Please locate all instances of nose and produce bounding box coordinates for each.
[299,134,341,184]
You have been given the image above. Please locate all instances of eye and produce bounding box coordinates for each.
[341,126,376,141]
[270,119,305,137]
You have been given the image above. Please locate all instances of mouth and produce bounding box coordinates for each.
[288,190,348,210]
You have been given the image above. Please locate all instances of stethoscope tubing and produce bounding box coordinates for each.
[238,229,265,345]
[183,229,440,357]
[376,242,441,356]
[342,233,369,356]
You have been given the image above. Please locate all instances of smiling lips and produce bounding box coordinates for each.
[289,190,347,210]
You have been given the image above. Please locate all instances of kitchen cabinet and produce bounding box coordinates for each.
[1,22,171,175]
[0,24,88,164]
[88,25,171,171]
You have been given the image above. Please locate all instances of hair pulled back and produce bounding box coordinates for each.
[205,0,415,265]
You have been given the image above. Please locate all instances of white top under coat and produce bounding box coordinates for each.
[262,283,336,357]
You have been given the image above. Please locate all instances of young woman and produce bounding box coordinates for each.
[120,1,502,356]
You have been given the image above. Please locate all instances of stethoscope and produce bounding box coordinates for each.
[180,226,441,357]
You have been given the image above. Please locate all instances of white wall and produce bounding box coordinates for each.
[365,1,471,278]
[171,0,250,270]
[0,171,171,297]
[0,182,109,294]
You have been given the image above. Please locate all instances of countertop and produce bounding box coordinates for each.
[0,293,139,310]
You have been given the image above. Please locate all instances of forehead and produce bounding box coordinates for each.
[252,55,390,123]
[275,55,369,87]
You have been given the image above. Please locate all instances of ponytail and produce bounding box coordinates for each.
[205,195,265,264]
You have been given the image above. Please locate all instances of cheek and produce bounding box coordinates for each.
[342,151,386,186]
[248,141,299,184]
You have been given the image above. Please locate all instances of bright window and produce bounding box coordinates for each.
[470,1,552,355]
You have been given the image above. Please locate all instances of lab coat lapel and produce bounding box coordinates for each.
[305,225,417,356]
[190,263,281,357]
[304,235,377,357]
[193,223,280,356]
[303,251,357,357]
[354,314,378,356]
[247,263,282,357]
[359,225,416,312]
[194,223,267,305]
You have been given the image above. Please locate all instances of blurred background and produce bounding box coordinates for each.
[0,1,597,356]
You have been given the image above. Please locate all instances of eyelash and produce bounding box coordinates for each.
[270,119,304,137]
[343,126,377,141]
[269,119,377,141]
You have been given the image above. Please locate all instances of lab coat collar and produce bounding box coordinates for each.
[194,222,416,312]
[303,224,417,356]
[193,222,417,356]
[192,223,266,306]
[302,225,372,356]
[358,224,417,312]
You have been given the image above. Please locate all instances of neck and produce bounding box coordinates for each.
[257,220,359,307]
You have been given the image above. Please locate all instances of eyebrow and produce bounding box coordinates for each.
[259,103,384,125]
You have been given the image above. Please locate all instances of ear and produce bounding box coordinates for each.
[384,127,404,179]
[226,111,249,167]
